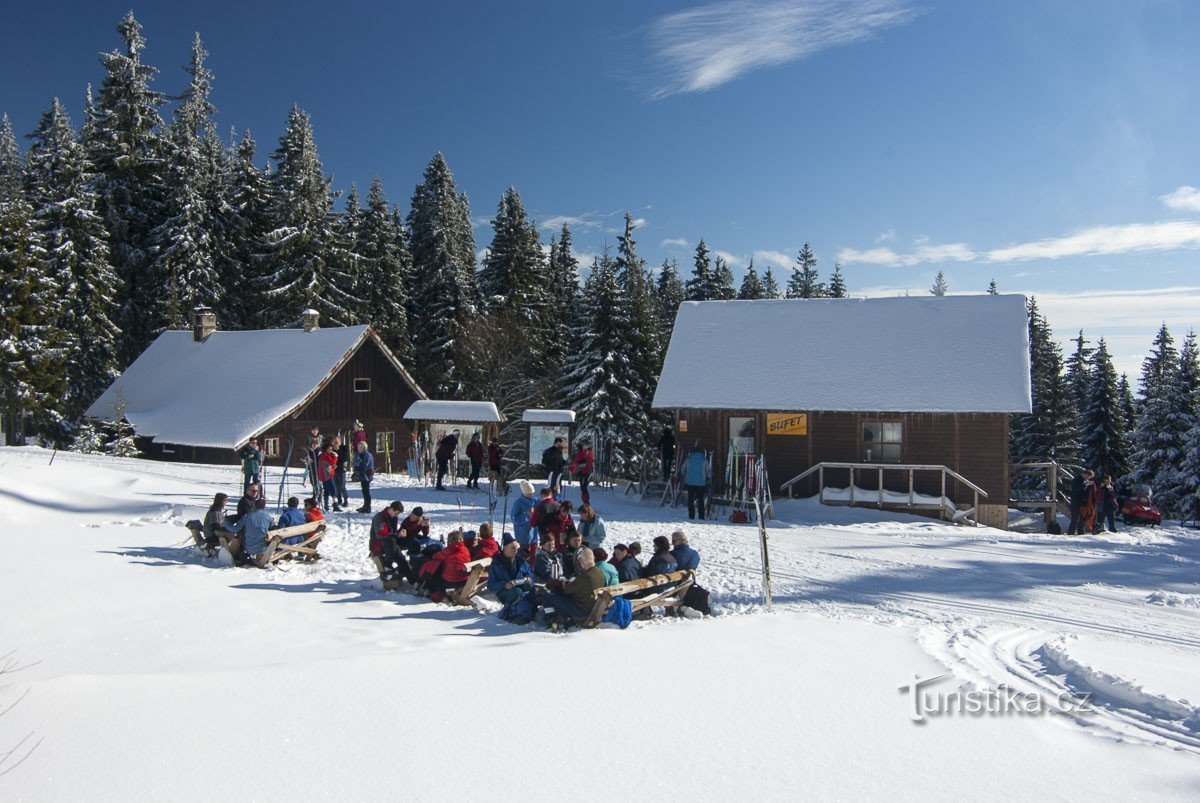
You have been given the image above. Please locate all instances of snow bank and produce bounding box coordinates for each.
[820,484,955,510]
[653,295,1031,413]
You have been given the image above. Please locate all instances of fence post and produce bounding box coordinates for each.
[908,468,915,506]
[849,467,855,505]
[940,471,947,520]
[878,467,884,509]
[818,464,824,502]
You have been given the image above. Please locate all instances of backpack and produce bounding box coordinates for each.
[729,510,750,524]
[501,593,534,625]
[603,597,633,629]
[683,584,711,615]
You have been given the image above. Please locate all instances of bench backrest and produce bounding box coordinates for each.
[270,520,325,540]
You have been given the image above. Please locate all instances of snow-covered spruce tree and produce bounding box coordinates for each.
[89,11,167,367]
[1011,297,1078,474]
[1128,326,1190,509]
[1118,373,1137,434]
[1064,330,1093,432]
[223,131,272,329]
[685,239,715,300]
[148,34,225,332]
[561,249,642,476]
[1139,323,1178,403]
[987,279,998,295]
[930,271,948,296]
[828,261,847,298]
[655,257,684,337]
[1079,338,1130,479]
[407,152,477,396]
[24,99,118,429]
[761,265,781,299]
[549,223,580,301]
[544,223,581,376]
[615,213,661,448]
[712,255,736,300]
[68,418,105,454]
[257,106,357,328]
[0,117,66,444]
[104,392,139,457]
[480,187,551,344]
[738,259,765,299]
[1163,332,1200,514]
[354,176,413,363]
[787,242,824,298]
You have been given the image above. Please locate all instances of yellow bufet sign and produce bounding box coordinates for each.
[766,413,807,436]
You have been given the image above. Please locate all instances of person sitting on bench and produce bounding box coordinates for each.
[419,531,472,602]
[223,497,273,565]
[561,530,585,579]
[577,504,606,549]
[611,543,642,583]
[231,484,260,524]
[397,506,429,545]
[276,496,308,546]
[473,523,500,560]
[533,532,565,585]
[543,547,604,626]
[670,530,699,571]
[304,497,324,524]
[487,535,533,611]
[371,501,413,586]
[643,536,678,577]
[593,547,619,586]
[200,493,230,549]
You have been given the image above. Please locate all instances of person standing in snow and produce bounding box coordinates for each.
[351,420,368,450]
[304,425,322,490]
[568,439,594,504]
[542,437,566,492]
[333,436,351,509]
[487,438,504,483]
[353,440,375,513]
[510,480,537,553]
[465,432,484,489]
[683,443,710,520]
[435,429,460,490]
[317,442,340,511]
[659,426,676,481]
[238,437,263,488]
[1067,468,1094,535]
[1097,475,1119,534]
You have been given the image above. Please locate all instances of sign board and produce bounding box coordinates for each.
[529,423,570,471]
[766,413,807,436]
[678,420,688,433]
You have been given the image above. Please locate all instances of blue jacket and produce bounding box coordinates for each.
[533,550,565,584]
[671,544,700,571]
[598,560,619,587]
[615,555,642,583]
[643,552,678,578]
[578,516,607,548]
[353,449,375,481]
[487,554,533,595]
[226,509,273,555]
[510,494,537,547]
[277,508,306,528]
[684,451,709,487]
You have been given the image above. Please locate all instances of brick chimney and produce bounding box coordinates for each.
[301,309,320,332]
[191,306,216,342]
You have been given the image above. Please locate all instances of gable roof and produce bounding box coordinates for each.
[652,295,1031,414]
[86,326,426,449]
[403,400,504,423]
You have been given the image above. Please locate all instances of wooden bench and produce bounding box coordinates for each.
[453,557,492,606]
[186,520,325,567]
[581,569,695,627]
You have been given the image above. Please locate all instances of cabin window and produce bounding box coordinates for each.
[161,445,175,455]
[353,378,372,393]
[862,422,902,463]
[263,437,280,458]
[729,416,756,454]
[376,431,395,453]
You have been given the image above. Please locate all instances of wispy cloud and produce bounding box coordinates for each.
[713,249,746,268]
[752,249,794,270]
[661,237,690,248]
[646,0,918,100]
[541,214,599,231]
[837,241,975,267]
[630,217,648,229]
[1160,186,1200,213]
[986,221,1200,262]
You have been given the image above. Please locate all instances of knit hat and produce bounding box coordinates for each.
[501,533,516,546]
[463,530,478,542]
[519,479,535,496]
[412,506,424,517]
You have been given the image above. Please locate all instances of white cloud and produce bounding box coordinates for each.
[752,249,793,270]
[540,214,598,231]
[986,221,1200,262]
[876,229,895,243]
[1160,186,1200,213]
[713,249,746,268]
[630,217,648,229]
[661,237,690,249]
[646,0,918,99]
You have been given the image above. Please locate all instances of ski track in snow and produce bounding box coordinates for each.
[30,449,1200,759]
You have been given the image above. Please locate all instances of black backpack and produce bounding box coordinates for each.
[683,584,711,615]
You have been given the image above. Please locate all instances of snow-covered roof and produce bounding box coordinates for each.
[653,295,1031,413]
[521,409,576,424]
[404,400,504,423]
[86,326,422,449]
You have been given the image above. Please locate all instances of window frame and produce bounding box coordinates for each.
[376,431,395,453]
[353,377,372,393]
[861,420,903,464]
[262,437,281,458]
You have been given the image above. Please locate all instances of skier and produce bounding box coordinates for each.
[568,439,594,504]
[465,432,484,490]
[233,483,260,524]
[435,429,460,490]
[510,480,537,552]
[473,523,501,560]
[683,442,710,521]
[333,435,351,508]
[277,496,307,545]
[530,487,561,541]
[303,497,325,524]
[658,426,676,481]
[305,425,322,489]
[351,420,368,450]
[352,440,375,513]
[238,437,263,488]
[542,436,566,493]
[317,442,340,511]
[532,533,565,585]
[541,547,604,628]
[419,531,472,602]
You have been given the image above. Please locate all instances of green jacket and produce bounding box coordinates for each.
[564,565,605,609]
[239,445,263,476]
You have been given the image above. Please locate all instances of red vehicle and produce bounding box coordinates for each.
[1120,484,1162,527]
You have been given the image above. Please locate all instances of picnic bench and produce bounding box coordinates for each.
[187,520,326,567]
[454,557,492,605]
[581,569,695,627]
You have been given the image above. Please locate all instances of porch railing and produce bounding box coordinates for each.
[780,462,988,525]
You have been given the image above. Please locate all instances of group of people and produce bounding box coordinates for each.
[433,430,505,491]
[1067,469,1120,535]
[197,483,327,565]
[235,421,377,514]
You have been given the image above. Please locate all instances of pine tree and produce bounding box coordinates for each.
[1139,323,1177,401]
[787,242,823,298]
[89,11,167,366]
[1128,325,1193,512]
[223,131,271,328]
[1175,332,1200,520]
[480,187,550,341]
[407,152,477,396]
[1118,373,1137,434]
[655,258,684,337]
[930,271,948,296]
[0,117,66,443]
[548,223,580,301]
[737,259,765,299]
[987,279,998,295]
[614,213,661,448]
[828,261,847,298]
[761,265,781,299]
[104,391,140,457]
[68,418,105,453]
[148,34,224,331]
[24,99,118,428]
[1012,297,1078,471]
[685,239,715,300]
[1064,330,1093,426]
[354,176,413,362]
[1079,338,1130,478]
[257,106,357,328]
[712,255,736,300]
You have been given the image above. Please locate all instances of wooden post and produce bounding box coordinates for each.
[1046,462,1058,525]
[878,467,884,509]
[940,470,947,520]
[908,468,915,506]
[849,467,855,505]
[818,464,824,502]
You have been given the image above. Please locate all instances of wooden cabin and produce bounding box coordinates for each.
[651,295,1031,528]
[86,308,427,470]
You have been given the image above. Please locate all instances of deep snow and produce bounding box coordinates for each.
[1,447,1199,801]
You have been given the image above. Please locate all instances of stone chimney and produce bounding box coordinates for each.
[191,306,216,342]
[301,309,320,332]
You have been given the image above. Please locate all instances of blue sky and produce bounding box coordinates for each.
[3,0,1199,378]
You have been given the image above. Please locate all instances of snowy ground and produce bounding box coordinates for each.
[2,447,1200,801]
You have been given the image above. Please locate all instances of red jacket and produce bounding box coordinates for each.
[398,515,429,538]
[487,443,503,469]
[466,440,484,465]
[317,451,338,482]
[569,448,594,476]
[420,541,472,584]
[305,508,325,523]
[472,534,499,560]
